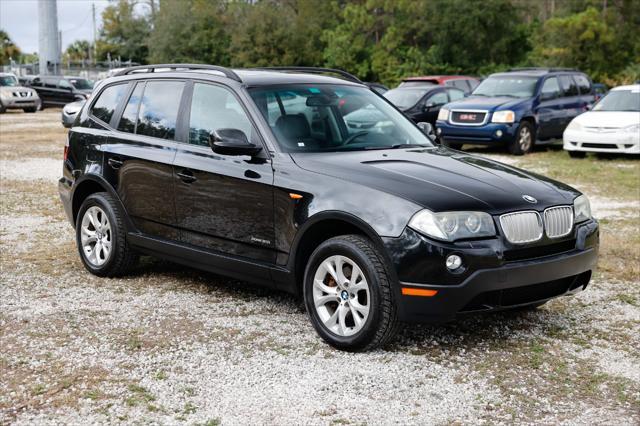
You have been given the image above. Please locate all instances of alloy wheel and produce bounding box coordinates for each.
[80,206,112,266]
[312,255,370,336]
[518,126,532,151]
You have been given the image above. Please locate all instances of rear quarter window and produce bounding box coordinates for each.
[559,75,579,97]
[90,83,128,124]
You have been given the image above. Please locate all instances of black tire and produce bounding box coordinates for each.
[0,102,6,114]
[303,234,400,351]
[76,192,137,277]
[23,107,37,113]
[508,121,535,155]
[442,138,463,150]
[568,151,586,159]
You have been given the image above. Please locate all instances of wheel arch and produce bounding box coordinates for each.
[288,211,395,294]
[71,175,132,230]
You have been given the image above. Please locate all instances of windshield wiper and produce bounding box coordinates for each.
[389,143,431,149]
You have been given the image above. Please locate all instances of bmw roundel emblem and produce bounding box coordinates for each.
[522,195,538,204]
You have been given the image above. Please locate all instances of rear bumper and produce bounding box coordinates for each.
[436,120,518,144]
[563,129,640,154]
[385,220,599,323]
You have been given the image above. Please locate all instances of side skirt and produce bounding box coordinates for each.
[127,233,295,293]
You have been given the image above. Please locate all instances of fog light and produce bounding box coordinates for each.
[445,254,462,270]
[495,130,503,138]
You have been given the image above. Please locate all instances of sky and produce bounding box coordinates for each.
[0,0,110,54]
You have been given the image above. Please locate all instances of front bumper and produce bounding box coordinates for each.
[564,129,640,154]
[383,220,599,322]
[436,120,518,145]
[0,96,39,109]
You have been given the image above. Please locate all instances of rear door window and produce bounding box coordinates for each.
[559,75,579,97]
[426,91,448,106]
[136,81,185,140]
[118,83,144,133]
[574,74,592,95]
[90,83,128,124]
[117,80,185,140]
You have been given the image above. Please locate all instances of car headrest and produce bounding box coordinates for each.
[275,114,310,142]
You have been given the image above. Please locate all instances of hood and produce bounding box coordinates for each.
[291,147,578,214]
[445,96,529,112]
[572,110,640,128]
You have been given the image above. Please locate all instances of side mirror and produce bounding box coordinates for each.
[209,128,262,156]
[417,122,436,140]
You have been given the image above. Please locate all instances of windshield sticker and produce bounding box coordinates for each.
[298,142,305,147]
[309,88,321,94]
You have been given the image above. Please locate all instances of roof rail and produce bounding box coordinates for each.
[251,66,363,84]
[113,64,242,82]
[507,67,577,72]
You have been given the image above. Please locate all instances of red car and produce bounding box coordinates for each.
[399,75,480,94]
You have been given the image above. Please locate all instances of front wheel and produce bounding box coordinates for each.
[303,235,400,351]
[508,121,535,155]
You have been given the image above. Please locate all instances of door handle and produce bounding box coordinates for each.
[107,157,124,169]
[177,169,197,183]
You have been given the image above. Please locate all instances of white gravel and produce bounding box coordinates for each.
[1,112,639,425]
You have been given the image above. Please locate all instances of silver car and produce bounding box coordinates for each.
[0,72,41,113]
[62,100,85,128]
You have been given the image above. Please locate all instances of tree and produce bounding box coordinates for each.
[148,0,230,65]
[0,29,21,64]
[529,7,628,81]
[96,0,151,63]
[64,40,93,62]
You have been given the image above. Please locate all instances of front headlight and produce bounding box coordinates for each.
[491,110,515,123]
[574,195,591,223]
[623,123,640,133]
[437,108,449,121]
[567,119,583,131]
[408,209,496,241]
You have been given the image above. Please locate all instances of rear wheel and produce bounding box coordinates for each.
[568,151,586,158]
[508,121,535,155]
[76,192,137,277]
[303,235,399,351]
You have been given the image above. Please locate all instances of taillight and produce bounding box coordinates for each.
[63,145,69,161]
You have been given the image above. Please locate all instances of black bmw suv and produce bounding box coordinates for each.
[59,64,599,351]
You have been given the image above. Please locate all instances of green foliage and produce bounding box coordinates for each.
[86,0,638,86]
[97,0,151,63]
[64,40,93,62]
[0,29,21,64]
[529,7,629,82]
[149,0,230,65]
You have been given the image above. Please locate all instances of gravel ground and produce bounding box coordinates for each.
[1,110,639,425]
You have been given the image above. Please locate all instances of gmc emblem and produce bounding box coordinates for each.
[460,113,477,121]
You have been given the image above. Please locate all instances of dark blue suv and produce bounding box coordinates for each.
[436,68,595,154]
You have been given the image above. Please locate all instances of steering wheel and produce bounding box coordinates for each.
[342,131,369,145]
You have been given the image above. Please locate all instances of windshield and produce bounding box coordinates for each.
[592,89,640,112]
[69,78,94,90]
[0,75,19,87]
[472,76,538,98]
[249,84,433,153]
[384,88,429,109]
